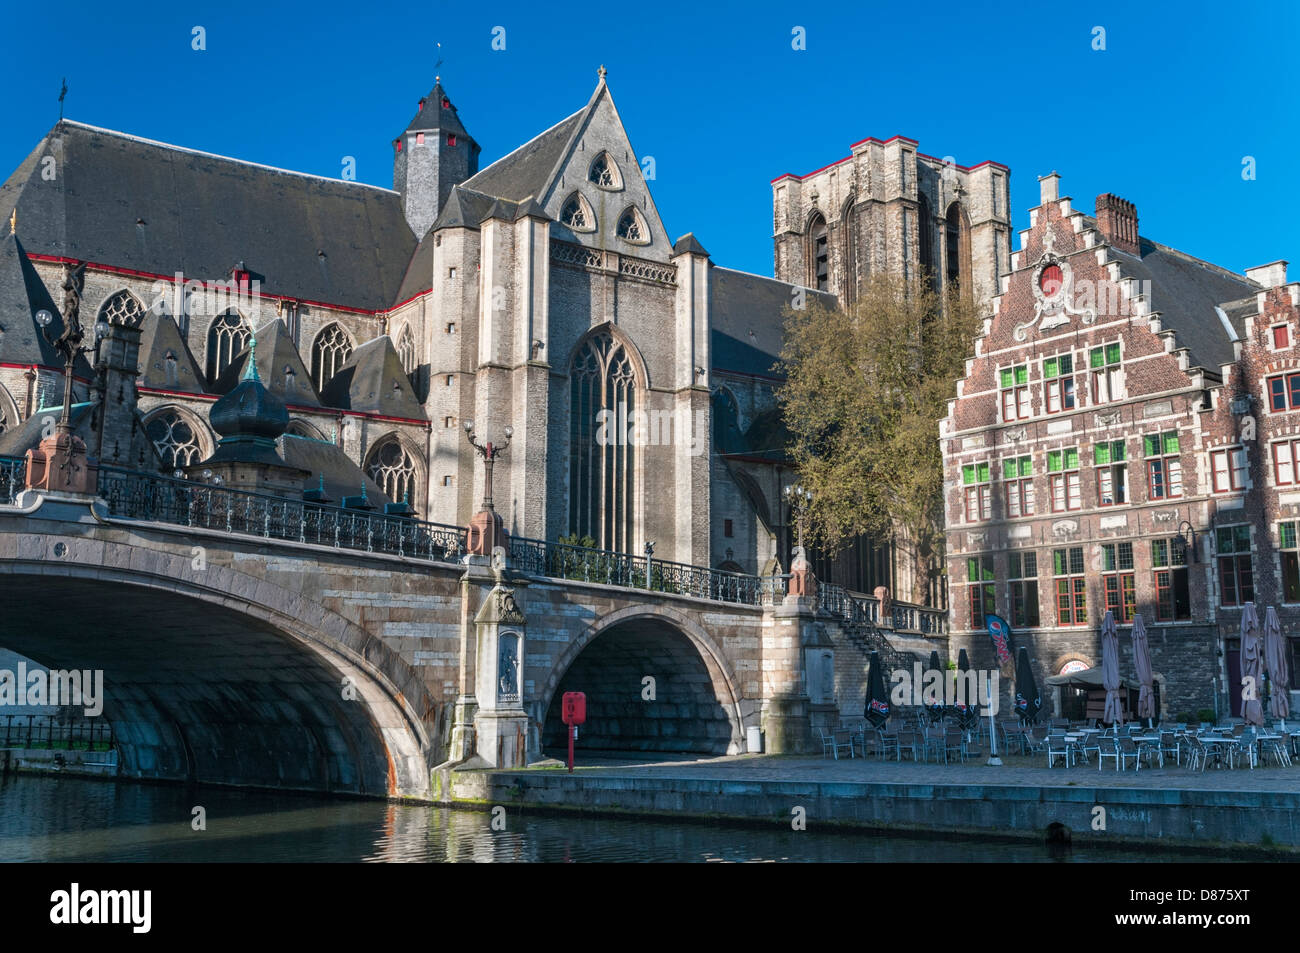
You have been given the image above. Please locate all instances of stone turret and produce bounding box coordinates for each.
[393,81,481,239]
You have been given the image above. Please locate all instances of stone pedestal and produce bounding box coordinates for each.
[471,566,530,768]
[466,508,508,556]
[24,432,98,495]
[761,596,822,754]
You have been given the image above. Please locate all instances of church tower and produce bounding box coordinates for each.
[393,82,481,239]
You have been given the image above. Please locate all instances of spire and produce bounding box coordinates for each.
[242,331,261,382]
[598,64,607,82]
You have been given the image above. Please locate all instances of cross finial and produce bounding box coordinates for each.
[8,208,14,235]
[598,64,607,81]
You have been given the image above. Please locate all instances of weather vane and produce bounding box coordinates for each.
[58,78,67,123]
[434,41,443,83]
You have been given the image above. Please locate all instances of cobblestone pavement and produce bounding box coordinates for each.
[535,752,1300,792]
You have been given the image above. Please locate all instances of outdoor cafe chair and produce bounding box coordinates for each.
[1184,735,1207,772]
[818,727,853,761]
[1046,732,1071,768]
[858,728,882,760]
[896,730,921,763]
[1116,737,1142,771]
[1136,735,1162,769]
[877,728,901,761]
[1158,731,1179,767]
[943,729,966,764]
[1076,732,1101,766]
[1096,735,1119,771]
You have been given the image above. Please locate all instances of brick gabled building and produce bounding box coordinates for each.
[942,172,1297,718]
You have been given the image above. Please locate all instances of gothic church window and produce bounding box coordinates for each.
[397,324,416,375]
[945,202,971,291]
[569,331,638,553]
[146,408,205,469]
[616,207,649,245]
[808,214,828,291]
[560,193,595,232]
[312,323,354,392]
[206,312,249,386]
[99,290,145,328]
[365,437,418,508]
[588,153,622,189]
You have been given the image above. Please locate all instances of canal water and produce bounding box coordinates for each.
[0,774,1232,862]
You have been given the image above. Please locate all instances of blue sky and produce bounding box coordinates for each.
[2,0,1295,279]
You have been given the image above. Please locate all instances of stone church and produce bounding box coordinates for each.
[0,69,1007,597]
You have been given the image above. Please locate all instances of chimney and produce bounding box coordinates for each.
[1096,194,1139,255]
[1038,172,1060,205]
[1245,260,1289,289]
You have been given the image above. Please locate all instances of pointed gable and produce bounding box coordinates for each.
[214,319,322,407]
[0,232,92,375]
[137,310,206,393]
[318,335,427,419]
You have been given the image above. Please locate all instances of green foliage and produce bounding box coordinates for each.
[777,273,983,598]
[1175,711,1194,725]
[1196,708,1217,724]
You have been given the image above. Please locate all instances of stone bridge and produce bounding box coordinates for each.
[0,468,946,800]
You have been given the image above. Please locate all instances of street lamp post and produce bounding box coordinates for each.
[782,483,815,599]
[463,419,513,556]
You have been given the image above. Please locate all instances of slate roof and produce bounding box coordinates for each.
[402,83,472,140]
[0,122,417,312]
[709,266,837,378]
[0,402,94,456]
[281,434,389,506]
[459,109,584,203]
[215,320,322,406]
[0,232,92,376]
[1100,230,1262,374]
[137,312,205,393]
[319,336,427,419]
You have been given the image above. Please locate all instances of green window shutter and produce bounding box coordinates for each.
[1020,456,1033,477]
[1144,435,1159,457]
[1235,525,1251,550]
[1053,550,1066,576]
[1152,539,1167,568]
[1282,522,1297,550]
[1044,357,1058,379]
[1048,451,1061,472]
[1065,447,1079,469]
[967,558,978,582]
[962,465,975,485]
[1061,354,1073,374]
[1106,343,1121,364]
[1216,528,1233,552]
[1163,432,1180,455]
[1003,459,1016,480]
[1090,347,1104,369]
[1102,545,1115,572]
[1112,440,1126,461]
[977,462,990,483]
[1015,365,1028,385]
[1000,368,1013,388]
[1095,444,1110,465]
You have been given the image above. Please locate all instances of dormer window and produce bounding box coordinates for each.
[441,98,450,109]
[560,193,595,232]
[588,152,622,190]
[416,132,425,145]
[617,206,649,245]
[448,134,456,146]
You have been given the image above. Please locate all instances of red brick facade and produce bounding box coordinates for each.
[942,172,1295,719]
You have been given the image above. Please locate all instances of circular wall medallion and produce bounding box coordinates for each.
[52,542,67,558]
[1039,264,1063,297]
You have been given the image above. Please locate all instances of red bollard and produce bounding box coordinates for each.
[561,692,586,773]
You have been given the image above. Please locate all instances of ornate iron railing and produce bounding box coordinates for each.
[2,461,948,629]
[96,466,467,562]
[507,535,775,606]
[1,714,115,751]
[0,456,26,506]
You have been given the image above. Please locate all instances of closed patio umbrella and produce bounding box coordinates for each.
[928,650,945,722]
[1014,646,1040,725]
[1101,610,1124,727]
[1241,603,1265,726]
[957,648,979,730]
[864,650,890,728]
[1264,606,1290,724]
[1132,614,1155,727]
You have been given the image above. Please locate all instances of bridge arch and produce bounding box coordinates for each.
[538,604,744,756]
[0,531,436,798]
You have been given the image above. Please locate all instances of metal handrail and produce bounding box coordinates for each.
[0,455,26,505]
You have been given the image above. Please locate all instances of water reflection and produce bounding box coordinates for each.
[0,775,1231,863]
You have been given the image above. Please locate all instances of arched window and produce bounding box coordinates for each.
[145,408,206,469]
[616,206,649,245]
[286,418,327,441]
[712,388,744,455]
[945,201,971,291]
[205,312,249,386]
[98,290,145,329]
[588,152,622,189]
[0,383,16,435]
[365,437,419,508]
[917,194,935,286]
[560,192,595,232]
[807,213,828,291]
[396,324,416,375]
[569,331,638,553]
[312,323,354,392]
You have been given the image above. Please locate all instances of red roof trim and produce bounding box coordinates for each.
[771,136,1008,184]
[25,255,388,318]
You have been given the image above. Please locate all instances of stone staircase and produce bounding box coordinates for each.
[828,617,919,717]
